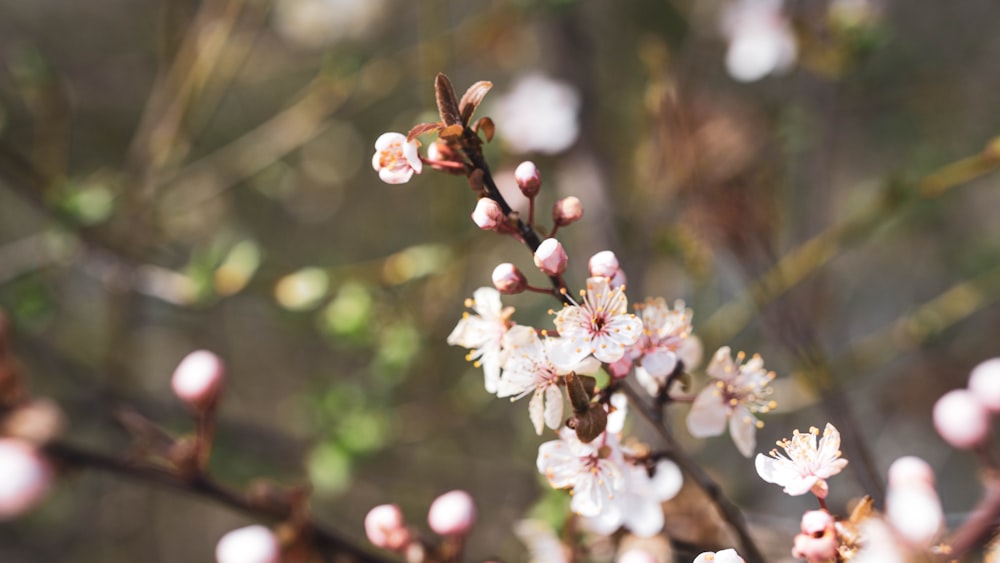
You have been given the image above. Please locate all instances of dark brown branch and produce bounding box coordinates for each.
[43,440,395,563]
[943,477,1000,559]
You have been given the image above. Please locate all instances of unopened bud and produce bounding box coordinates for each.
[514,161,541,197]
[365,504,411,551]
[533,238,568,276]
[617,548,658,563]
[800,509,834,535]
[552,196,583,227]
[969,357,1000,411]
[2,399,64,446]
[933,389,990,449]
[588,250,620,278]
[887,457,942,549]
[0,438,52,520]
[215,525,280,563]
[608,269,627,290]
[471,198,504,231]
[171,350,225,411]
[428,490,477,536]
[491,263,527,294]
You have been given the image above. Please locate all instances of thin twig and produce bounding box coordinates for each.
[43,440,395,563]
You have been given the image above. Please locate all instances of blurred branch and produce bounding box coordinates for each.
[44,440,393,563]
[702,134,1000,346]
[840,261,1000,374]
[127,0,248,182]
[156,75,352,208]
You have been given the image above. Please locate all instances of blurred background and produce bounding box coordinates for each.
[0,0,999,561]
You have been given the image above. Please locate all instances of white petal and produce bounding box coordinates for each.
[544,385,564,430]
[648,459,683,501]
[728,405,758,457]
[622,494,664,538]
[471,287,503,317]
[639,348,677,379]
[686,387,728,437]
[529,390,546,435]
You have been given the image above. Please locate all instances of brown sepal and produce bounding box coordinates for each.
[567,405,608,444]
[459,80,493,124]
[435,73,463,127]
[439,124,464,138]
[473,116,495,142]
[467,168,486,195]
[408,122,442,141]
[566,372,597,413]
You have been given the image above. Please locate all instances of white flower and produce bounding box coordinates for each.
[755,423,848,499]
[537,428,625,517]
[273,0,384,49]
[491,73,581,155]
[499,326,599,435]
[693,548,746,563]
[447,288,514,394]
[686,346,775,457]
[585,458,683,538]
[721,0,797,82]
[631,298,693,395]
[514,520,570,563]
[371,132,422,184]
[550,277,642,368]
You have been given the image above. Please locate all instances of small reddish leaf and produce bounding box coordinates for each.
[407,122,442,141]
[474,117,495,142]
[459,80,493,124]
[439,124,464,138]
[435,73,462,127]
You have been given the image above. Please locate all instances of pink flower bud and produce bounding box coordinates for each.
[608,356,633,379]
[533,238,568,276]
[365,504,411,551]
[693,549,745,563]
[799,509,835,535]
[552,196,583,227]
[427,489,476,536]
[0,439,52,520]
[792,532,839,562]
[887,456,935,489]
[215,525,280,563]
[933,389,990,449]
[617,548,658,563]
[588,250,620,278]
[514,161,541,197]
[492,263,527,294]
[608,268,627,290]
[968,358,1000,412]
[791,510,838,562]
[886,456,942,549]
[471,198,505,231]
[171,350,225,411]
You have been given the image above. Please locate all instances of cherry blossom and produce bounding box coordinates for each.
[514,519,570,563]
[537,427,624,517]
[584,458,683,538]
[693,548,746,563]
[721,0,797,82]
[755,423,848,499]
[498,326,598,435]
[631,298,693,396]
[550,277,642,368]
[215,525,280,563]
[447,288,514,394]
[0,438,52,520]
[686,346,776,457]
[371,132,422,184]
[491,73,581,155]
